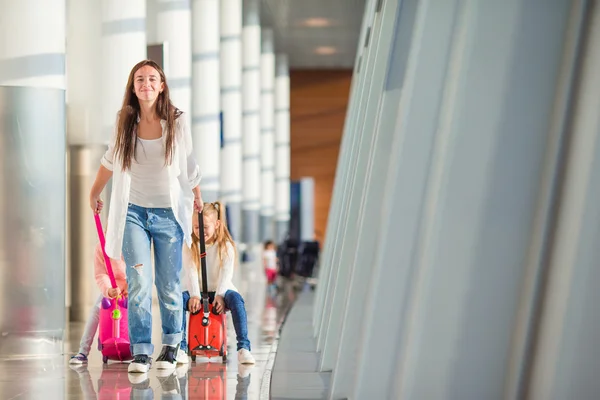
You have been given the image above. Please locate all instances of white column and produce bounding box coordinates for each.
[66,0,146,323]
[260,29,276,241]
[192,0,220,202]
[66,0,101,145]
[220,0,243,240]
[0,0,66,361]
[242,0,261,245]
[155,0,192,125]
[65,0,103,321]
[102,0,147,142]
[0,0,66,90]
[274,54,290,243]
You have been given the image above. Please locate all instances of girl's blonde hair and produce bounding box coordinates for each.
[190,201,237,270]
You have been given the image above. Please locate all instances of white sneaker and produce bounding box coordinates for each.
[238,363,253,378]
[155,345,178,370]
[237,349,255,364]
[176,348,189,364]
[128,372,150,385]
[156,371,180,394]
[128,355,152,373]
[175,363,189,379]
[69,353,88,364]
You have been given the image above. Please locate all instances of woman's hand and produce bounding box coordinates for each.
[193,186,203,212]
[188,296,200,313]
[90,193,103,214]
[89,165,112,213]
[107,287,121,299]
[213,295,225,314]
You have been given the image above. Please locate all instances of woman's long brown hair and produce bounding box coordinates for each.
[114,59,181,171]
[191,202,237,271]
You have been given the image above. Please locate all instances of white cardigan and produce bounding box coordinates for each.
[101,113,201,259]
[182,242,238,298]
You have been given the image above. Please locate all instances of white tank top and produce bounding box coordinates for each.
[129,137,172,208]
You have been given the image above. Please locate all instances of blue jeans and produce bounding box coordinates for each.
[180,290,251,352]
[181,291,190,352]
[122,204,184,356]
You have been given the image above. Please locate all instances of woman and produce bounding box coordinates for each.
[89,60,203,373]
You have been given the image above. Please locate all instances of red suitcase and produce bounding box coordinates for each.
[188,363,227,399]
[188,211,228,363]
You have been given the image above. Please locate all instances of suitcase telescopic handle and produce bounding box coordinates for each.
[94,213,118,289]
[198,211,210,316]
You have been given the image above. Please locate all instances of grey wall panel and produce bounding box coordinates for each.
[0,86,65,357]
[395,0,571,397]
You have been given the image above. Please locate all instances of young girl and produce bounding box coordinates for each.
[89,60,203,373]
[263,240,278,293]
[69,243,127,364]
[180,201,255,364]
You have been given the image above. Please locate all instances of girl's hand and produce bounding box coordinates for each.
[213,295,225,314]
[90,194,103,214]
[188,297,200,313]
[193,187,203,212]
[107,288,121,299]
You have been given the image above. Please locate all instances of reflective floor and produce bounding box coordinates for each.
[0,261,298,399]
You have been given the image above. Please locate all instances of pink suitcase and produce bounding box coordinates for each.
[94,213,133,363]
[97,367,132,399]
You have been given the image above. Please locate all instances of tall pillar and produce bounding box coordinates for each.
[260,29,276,241]
[100,0,146,219]
[192,0,220,202]
[67,0,102,145]
[0,0,66,359]
[219,0,243,240]
[101,0,147,141]
[242,0,261,245]
[155,0,192,126]
[67,0,147,324]
[66,0,102,323]
[274,54,290,243]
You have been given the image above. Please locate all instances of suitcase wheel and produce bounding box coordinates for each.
[102,355,108,364]
[191,354,196,362]
[220,344,227,363]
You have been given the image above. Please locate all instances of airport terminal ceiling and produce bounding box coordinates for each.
[261,0,366,68]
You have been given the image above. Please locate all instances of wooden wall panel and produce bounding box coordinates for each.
[290,69,353,243]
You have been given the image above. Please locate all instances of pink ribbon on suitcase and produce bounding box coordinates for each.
[94,213,118,289]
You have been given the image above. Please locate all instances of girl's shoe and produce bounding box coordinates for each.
[176,348,189,364]
[69,353,88,364]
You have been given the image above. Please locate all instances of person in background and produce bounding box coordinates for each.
[263,240,278,295]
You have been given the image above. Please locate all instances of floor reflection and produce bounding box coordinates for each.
[69,359,254,400]
[67,266,295,399]
[0,264,300,399]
